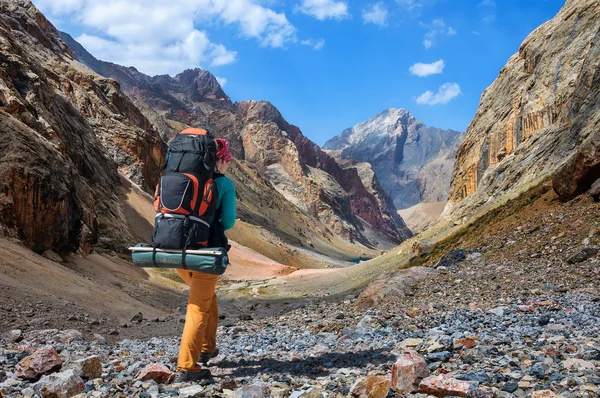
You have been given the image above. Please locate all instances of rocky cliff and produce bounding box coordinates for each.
[324,108,464,210]
[445,0,600,219]
[0,0,165,253]
[237,101,412,244]
[63,33,411,245]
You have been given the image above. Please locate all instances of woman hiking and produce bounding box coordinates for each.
[175,138,236,382]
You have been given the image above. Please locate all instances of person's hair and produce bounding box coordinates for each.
[217,140,224,152]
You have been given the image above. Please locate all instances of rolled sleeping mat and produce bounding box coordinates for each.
[129,243,229,275]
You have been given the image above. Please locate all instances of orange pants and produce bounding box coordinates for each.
[176,269,219,372]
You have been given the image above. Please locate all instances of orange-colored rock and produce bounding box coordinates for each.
[418,375,472,397]
[532,390,560,398]
[16,347,63,381]
[135,363,175,384]
[391,350,430,394]
[350,376,391,398]
[454,337,478,349]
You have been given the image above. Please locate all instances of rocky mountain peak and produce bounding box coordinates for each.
[325,109,464,210]
[174,68,230,103]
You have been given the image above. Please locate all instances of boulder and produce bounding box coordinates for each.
[135,363,175,384]
[349,375,391,398]
[69,356,102,379]
[16,347,63,381]
[391,350,430,393]
[553,130,600,201]
[418,375,472,397]
[33,369,84,398]
[567,247,599,264]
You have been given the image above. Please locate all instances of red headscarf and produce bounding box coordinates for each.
[215,138,232,162]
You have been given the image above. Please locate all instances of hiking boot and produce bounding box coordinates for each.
[199,348,219,365]
[175,369,211,383]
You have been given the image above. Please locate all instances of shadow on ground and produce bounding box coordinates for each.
[213,349,394,378]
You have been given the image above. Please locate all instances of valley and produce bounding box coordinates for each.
[1,0,599,397]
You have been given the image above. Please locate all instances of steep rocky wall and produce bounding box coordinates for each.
[0,0,165,253]
[237,100,412,243]
[445,0,600,219]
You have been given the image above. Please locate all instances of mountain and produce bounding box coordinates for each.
[444,0,600,220]
[323,108,464,211]
[61,35,412,247]
[0,0,165,253]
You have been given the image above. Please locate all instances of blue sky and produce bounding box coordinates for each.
[34,0,565,146]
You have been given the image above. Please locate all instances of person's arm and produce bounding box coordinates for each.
[220,180,236,230]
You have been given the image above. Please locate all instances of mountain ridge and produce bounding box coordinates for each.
[324,108,464,211]
[60,32,412,246]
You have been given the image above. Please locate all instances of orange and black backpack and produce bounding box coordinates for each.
[152,128,218,252]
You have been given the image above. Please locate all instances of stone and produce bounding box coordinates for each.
[179,385,205,398]
[434,249,467,269]
[531,390,559,398]
[563,358,595,371]
[33,369,84,398]
[399,338,423,348]
[590,178,600,200]
[567,247,599,264]
[418,375,472,397]
[425,352,453,363]
[554,131,600,201]
[230,382,269,398]
[502,382,519,393]
[391,350,430,394]
[135,363,175,384]
[454,337,478,350]
[130,312,144,323]
[349,376,391,398]
[16,347,63,381]
[8,329,23,343]
[70,356,102,379]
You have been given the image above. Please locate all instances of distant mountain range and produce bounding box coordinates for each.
[324,108,464,211]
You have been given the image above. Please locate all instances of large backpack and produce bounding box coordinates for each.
[152,128,218,252]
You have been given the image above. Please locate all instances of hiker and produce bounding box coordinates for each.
[175,138,236,382]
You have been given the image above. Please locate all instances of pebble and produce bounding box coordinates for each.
[0,292,598,397]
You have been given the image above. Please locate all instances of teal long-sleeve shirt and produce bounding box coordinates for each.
[212,173,236,230]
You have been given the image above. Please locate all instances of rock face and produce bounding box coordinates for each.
[445,0,600,219]
[64,32,412,245]
[0,0,165,253]
[324,108,463,210]
[237,101,412,244]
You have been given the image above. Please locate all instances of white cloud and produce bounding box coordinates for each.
[409,59,444,77]
[216,76,228,87]
[296,0,350,21]
[34,0,298,76]
[422,18,455,49]
[362,3,388,26]
[416,82,461,105]
[301,38,326,50]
